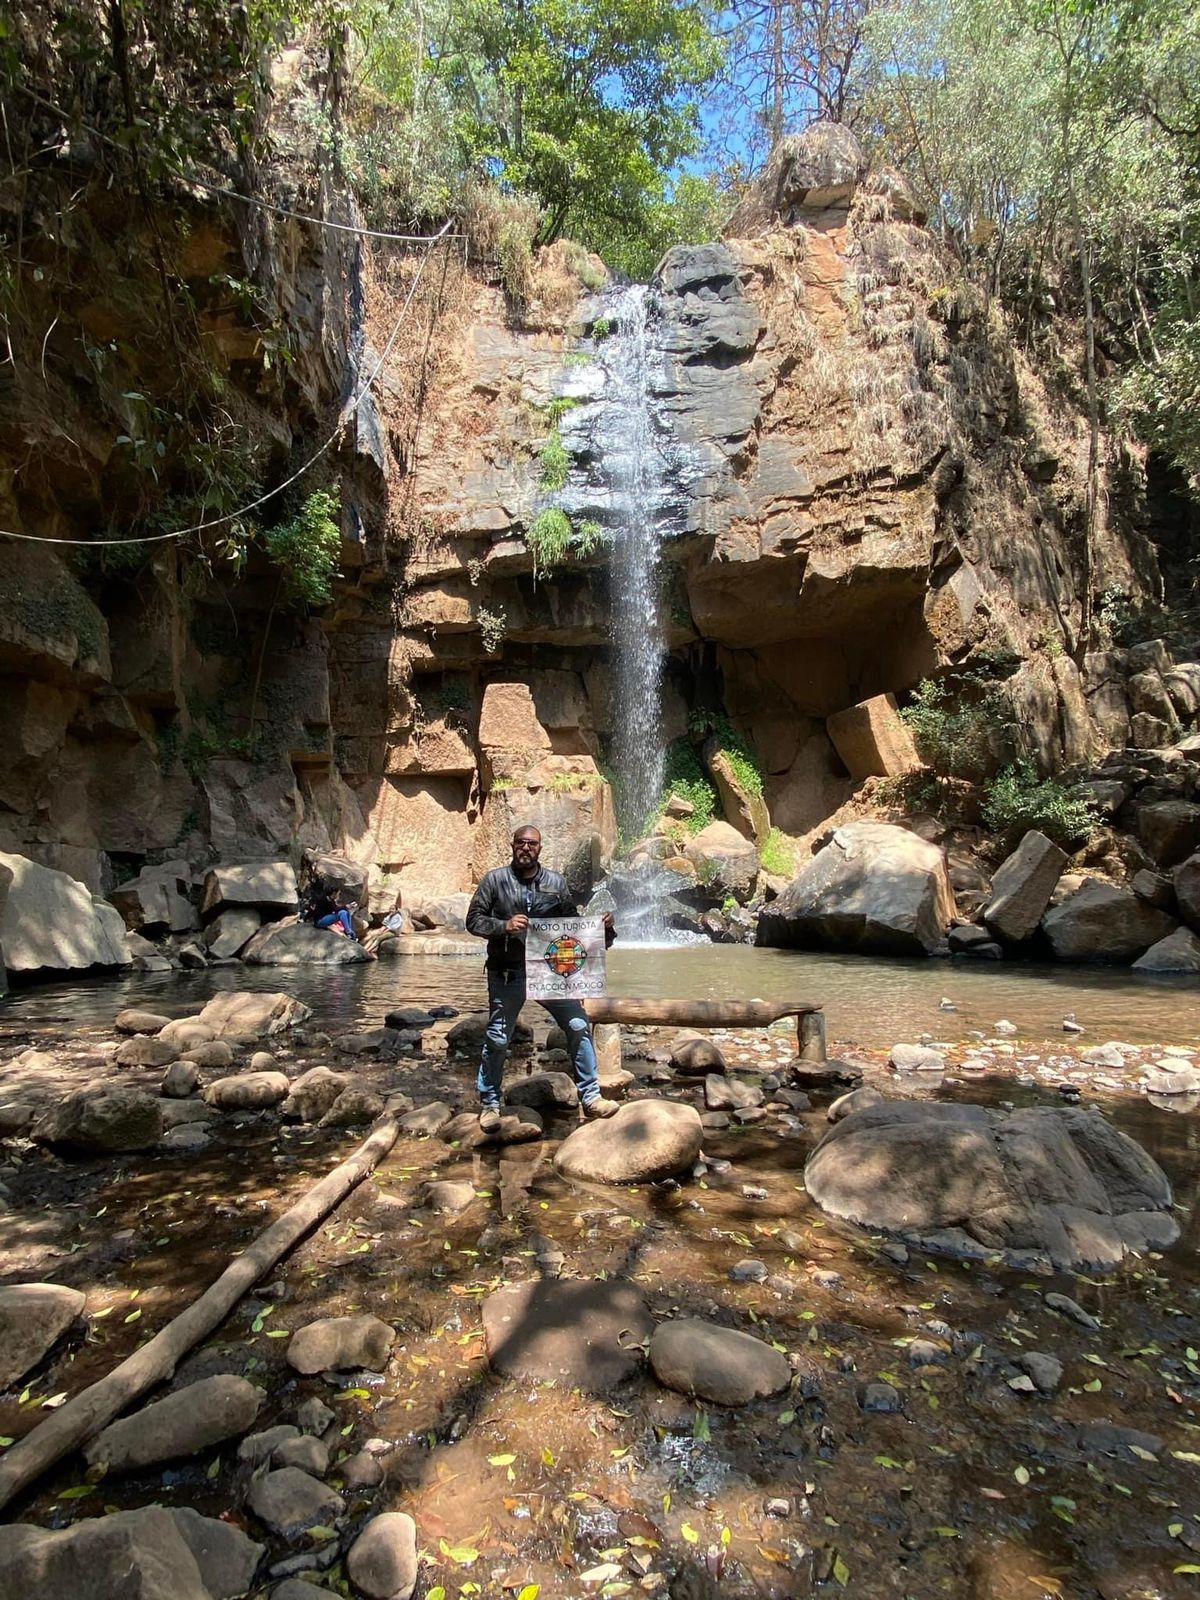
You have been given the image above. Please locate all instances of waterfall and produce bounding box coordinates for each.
[600,285,666,841]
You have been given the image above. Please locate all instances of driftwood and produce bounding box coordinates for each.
[0,1112,402,1514]
[583,998,826,1061]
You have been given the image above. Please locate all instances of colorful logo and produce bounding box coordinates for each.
[543,934,588,977]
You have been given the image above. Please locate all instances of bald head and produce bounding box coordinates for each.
[511,826,542,877]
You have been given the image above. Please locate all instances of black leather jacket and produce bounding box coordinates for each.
[465,865,580,972]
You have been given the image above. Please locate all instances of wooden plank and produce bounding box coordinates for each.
[583,998,821,1027]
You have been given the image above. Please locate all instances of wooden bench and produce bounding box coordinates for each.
[583,998,826,1062]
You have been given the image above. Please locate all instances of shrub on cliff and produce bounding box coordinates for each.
[982,761,1098,849]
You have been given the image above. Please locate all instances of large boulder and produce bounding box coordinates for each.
[1133,927,1200,973]
[109,861,197,935]
[683,821,760,902]
[649,1319,791,1406]
[0,1283,86,1389]
[982,830,1067,944]
[197,990,311,1040]
[757,822,954,956]
[241,921,372,966]
[200,861,298,919]
[1041,878,1176,963]
[1176,852,1200,931]
[0,1507,263,1600]
[826,694,921,782]
[33,1086,164,1153]
[283,1067,349,1123]
[0,850,130,974]
[1137,801,1200,868]
[204,909,262,959]
[554,1099,703,1185]
[84,1376,263,1473]
[300,849,369,905]
[482,1278,652,1390]
[703,739,770,845]
[726,122,868,233]
[805,1099,1177,1271]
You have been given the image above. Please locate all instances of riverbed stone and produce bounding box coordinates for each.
[246,1468,345,1540]
[482,1278,652,1390]
[342,1451,385,1489]
[649,1318,791,1405]
[179,1040,236,1071]
[704,1073,763,1110]
[161,1099,219,1130]
[0,1506,263,1600]
[204,1071,290,1112]
[319,1087,385,1127]
[1041,878,1176,963]
[239,1425,301,1466]
[115,1032,179,1068]
[889,1043,945,1072]
[757,821,955,956]
[804,1099,1176,1271]
[1078,1421,1165,1460]
[447,1012,533,1055]
[115,1008,173,1035]
[282,1066,348,1123]
[669,1034,728,1075]
[860,1381,902,1413]
[204,908,262,959]
[1176,852,1200,930]
[1133,927,1200,973]
[1017,1352,1063,1393]
[554,1099,703,1185]
[161,1122,214,1153]
[505,1071,579,1111]
[274,1434,331,1476]
[442,1106,544,1146]
[0,1282,86,1389]
[84,1375,263,1473]
[397,1101,453,1136]
[982,830,1067,943]
[198,990,312,1041]
[287,1314,395,1375]
[158,1017,217,1051]
[295,1397,335,1434]
[34,1086,164,1153]
[346,1514,418,1600]
[162,1060,201,1098]
[422,1180,478,1214]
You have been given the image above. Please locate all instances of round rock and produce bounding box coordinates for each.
[287,1314,395,1375]
[0,1283,86,1389]
[422,1180,478,1215]
[246,1467,344,1539]
[115,1009,172,1035]
[274,1434,331,1476]
[482,1278,652,1391]
[553,1099,703,1185]
[204,1072,290,1112]
[84,1375,262,1473]
[441,1107,543,1147]
[504,1071,579,1112]
[116,1034,179,1069]
[670,1034,727,1075]
[649,1318,791,1406]
[161,1060,201,1099]
[346,1512,418,1600]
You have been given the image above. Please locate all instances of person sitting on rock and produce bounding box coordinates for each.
[465,824,617,1134]
[316,889,359,941]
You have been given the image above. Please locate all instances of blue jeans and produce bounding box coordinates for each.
[478,967,600,1109]
[317,909,355,938]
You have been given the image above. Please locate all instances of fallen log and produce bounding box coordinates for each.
[0,1112,403,1514]
[583,997,826,1060]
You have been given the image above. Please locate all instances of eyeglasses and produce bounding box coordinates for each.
[513,839,541,849]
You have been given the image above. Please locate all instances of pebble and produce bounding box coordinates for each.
[993,1020,1018,1036]
[239,1426,299,1466]
[730,1259,768,1282]
[741,1184,768,1201]
[1044,1292,1101,1330]
[246,1468,345,1539]
[341,1451,385,1490]
[907,1339,946,1366]
[1017,1351,1063,1393]
[295,1397,335,1435]
[764,1497,790,1518]
[860,1381,902,1413]
[274,1435,331,1476]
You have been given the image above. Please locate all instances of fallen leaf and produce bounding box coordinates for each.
[439,1540,480,1565]
[833,1552,850,1586]
[757,1547,790,1565]
[489,1454,517,1467]
[680,1524,699,1544]
[124,1309,142,1324]
[580,1563,622,1583]
[1014,1465,1031,1485]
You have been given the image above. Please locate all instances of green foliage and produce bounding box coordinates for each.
[592,317,612,341]
[759,827,797,878]
[661,739,717,833]
[584,172,730,281]
[539,396,580,426]
[538,430,571,492]
[263,490,341,608]
[477,605,507,653]
[982,761,1099,849]
[901,675,1005,781]
[526,508,602,579]
[688,710,764,797]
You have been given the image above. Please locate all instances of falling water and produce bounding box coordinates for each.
[602,285,666,840]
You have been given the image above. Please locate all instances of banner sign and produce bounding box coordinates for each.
[525,916,607,1002]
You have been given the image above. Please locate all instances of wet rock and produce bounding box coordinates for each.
[204,907,262,959]
[34,1086,163,1153]
[422,1180,477,1214]
[161,1122,213,1154]
[274,1435,331,1476]
[482,1278,652,1391]
[341,1451,385,1490]
[1017,1352,1063,1393]
[774,1088,812,1111]
[805,1101,1175,1271]
[384,1006,436,1031]
[267,1546,339,1581]
[504,1071,579,1112]
[907,1339,946,1366]
[159,1018,217,1052]
[947,923,995,954]
[1041,879,1176,963]
[397,1101,453,1137]
[889,1043,945,1072]
[789,1057,863,1089]
[239,1425,301,1466]
[282,1067,348,1123]
[0,1506,262,1600]
[1144,1063,1200,1093]
[161,1099,218,1130]
[179,1040,235,1071]
[1133,927,1200,973]
[197,990,312,1042]
[1081,1042,1127,1068]
[249,1050,277,1072]
[860,1381,902,1413]
[85,1376,263,1473]
[441,1107,543,1147]
[734,1106,767,1124]
[246,1468,345,1540]
[757,821,955,956]
[704,1074,763,1111]
[554,1099,702,1185]
[346,1513,418,1600]
[982,830,1067,943]
[287,1315,395,1375]
[447,1013,533,1056]
[1079,1421,1164,1460]
[204,1072,290,1112]
[993,1019,1018,1036]
[700,1111,731,1131]
[115,1008,172,1034]
[319,1087,385,1128]
[115,1033,179,1068]
[162,1060,201,1098]
[1044,1292,1101,1329]
[649,1318,791,1405]
[828,1087,885,1122]
[730,1259,768,1282]
[0,1282,86,1389]
[670,1034,727,1075]
[295,1397,335,1435]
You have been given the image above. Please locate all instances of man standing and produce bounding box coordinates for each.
[465,825,618,1133]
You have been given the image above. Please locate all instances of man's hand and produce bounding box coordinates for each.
[505,913,529,933]
[602,913,614,931]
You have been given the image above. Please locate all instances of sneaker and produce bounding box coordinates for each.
[479,1106,502,1135]
[583,1096,619,1120]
